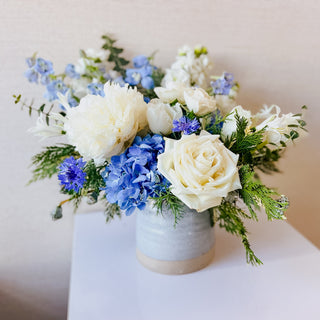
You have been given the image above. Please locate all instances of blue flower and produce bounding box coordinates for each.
[24,68,38,83]
[44,80,68,101]
[34,58,54,76]
[125,69,142,86]
[210,72,235,95]
[125,56,156,89]
[133,55,149,68]
[144,97,151,103]
[65,64,80,79]
[101,134,168,216]
[172,116,201,135]
[112,76,126,87]
[26,57,36,68]
[87,82,105,97]
[58,157,87,193]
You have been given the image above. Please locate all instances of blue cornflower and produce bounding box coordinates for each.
[58,157,87,193]
[87,82,105,97]
[210,72,235,95]
[44,80,68,101]
[101,134,168,216]
[34,58,54,76]
[65,64,80,79]
[172,116,201,135]
[133,55,149,68]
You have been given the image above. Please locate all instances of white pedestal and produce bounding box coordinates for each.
[68,212,320,320]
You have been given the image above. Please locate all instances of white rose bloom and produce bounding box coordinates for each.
[147,99,183,135]
[184,87,216,116]
[157,131,241,212]
[221,106,252,140]
[154,82,188,104]
[256,107,302,146]
[64,82,147,165]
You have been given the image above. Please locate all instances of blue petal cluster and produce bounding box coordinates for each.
[58,157,87,193]
[65,64,80,79]
[206,110,224,133]
[44,80,68,101]
[172,116,201,135]
[87,82,105,97]
[101,135,168,216]
[25,57,54,84]
[210,72,235,95]
[125,55,155,89]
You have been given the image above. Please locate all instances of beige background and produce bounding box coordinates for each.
[0,0,319,319]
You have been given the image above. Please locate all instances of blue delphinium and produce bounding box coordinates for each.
[65,64,80,79]
[101,134,168,216]
[25,56,54,84]
[125,55,155,89]
[44,79,68,101]
[34,58,54,76]
[87,82,105,97]
[58,157,87,193]
[172,116,201,135]
[210,72,235,95]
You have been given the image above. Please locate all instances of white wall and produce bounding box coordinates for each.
[0,0,319,319]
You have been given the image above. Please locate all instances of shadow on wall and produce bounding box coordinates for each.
[0,287,64,320]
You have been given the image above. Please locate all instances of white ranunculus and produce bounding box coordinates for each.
[147,99,183,135]
[221,106,252,140]
[154,82,188,104]
[184,87,216,116]
[64,82,147,165]
[256,108,302,146]
[157,131,241,212]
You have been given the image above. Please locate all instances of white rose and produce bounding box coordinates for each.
[64,82,147,165]
[154,82,188,104]
[221,106,252,140]
[184,87,216,116]
[157,131,241,212]
[147,99,183,135]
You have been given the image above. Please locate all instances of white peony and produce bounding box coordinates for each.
[157,131,241,212]
[221,106,252,140]
[184,87,216,116]
[63,82,147,165]
[147,99,183,135]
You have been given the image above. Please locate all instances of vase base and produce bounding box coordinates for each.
[136,246,215,275]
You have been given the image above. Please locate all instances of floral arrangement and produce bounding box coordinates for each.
[14,35,307,265]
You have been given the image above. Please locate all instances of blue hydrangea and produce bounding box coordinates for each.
[101,134,168,216]
[211,72,235,95]
[172,116,201,135]
[125,55,155,89]
[44,80,68,101]
[65,64,80,79]
[87,82,105,97]
[58,157,87,193]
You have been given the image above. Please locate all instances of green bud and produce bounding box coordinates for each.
[51,206,63,220]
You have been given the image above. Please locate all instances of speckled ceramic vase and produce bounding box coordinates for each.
[136,202,215,275]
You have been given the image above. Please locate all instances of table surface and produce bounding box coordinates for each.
[68,211,320,320]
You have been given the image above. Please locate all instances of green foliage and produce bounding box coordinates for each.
[151,67,165,88]
[224,115,265,165]
[13,94,55,124]
[101,34,129,77]
[82,160,105,194]
[29,144,79,183]
[215,201,263,266]
[252,146,283,174]
[239,165,288,221]
[103,200,122,223]
[151,186,184,226]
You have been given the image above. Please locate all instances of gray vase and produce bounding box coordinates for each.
[136,202,215,274]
